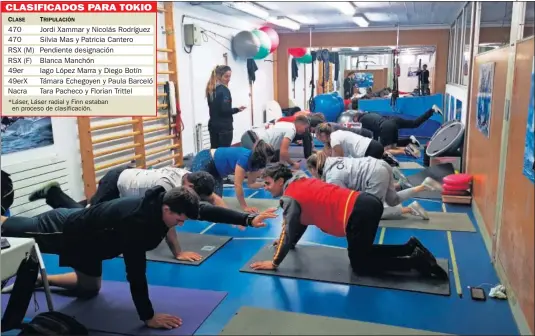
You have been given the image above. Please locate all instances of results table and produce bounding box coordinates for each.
[2,1,158,116]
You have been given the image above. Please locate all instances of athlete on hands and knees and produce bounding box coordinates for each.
[249,164,447,280]
[1,186,276,330]
[26,167,276,262]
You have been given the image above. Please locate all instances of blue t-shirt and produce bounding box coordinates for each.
[213,147,252,177]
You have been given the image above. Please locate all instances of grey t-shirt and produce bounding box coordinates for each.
[256,121,296,149]
[329,130,372,158]
[117,167,188,197]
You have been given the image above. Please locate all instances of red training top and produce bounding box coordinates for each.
[277,115,297,122]
[283,178,359,237]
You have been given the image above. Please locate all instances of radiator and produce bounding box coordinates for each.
[195,123,210,153]
[2,155,70,217]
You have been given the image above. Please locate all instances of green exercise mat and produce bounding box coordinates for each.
[220,307,447,335]
[380,212,475,232]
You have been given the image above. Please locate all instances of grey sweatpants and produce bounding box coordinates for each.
[381,187,419,219]
[362,160,420,219]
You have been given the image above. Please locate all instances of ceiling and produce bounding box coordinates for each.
[192,2,533,33]
[334,45,436,56]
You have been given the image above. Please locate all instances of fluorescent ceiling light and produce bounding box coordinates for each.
[287,14,317,24]
[352,47,360,51]
[329,2,356,16]
[255,2,278,10]
[352,15,369,27]
[228,2,269,20]
[331,48,340,51]
[352,2,386,9]
[363,13,391,22]
[268,17,300,31]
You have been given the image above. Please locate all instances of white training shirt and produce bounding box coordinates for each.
[257,121,296,149]
[329,130,372,158]
[116,167,188,197]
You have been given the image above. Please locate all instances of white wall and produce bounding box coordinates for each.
[288,57,312,110]
[173,3,274,149]
[445,83,469,125]
[1,3,274,204]
[398,53,435,93]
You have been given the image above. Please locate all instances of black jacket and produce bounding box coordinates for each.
[207,84,239,131]
[61,186,257,322]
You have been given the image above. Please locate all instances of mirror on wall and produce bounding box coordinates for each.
[287,46,436,109]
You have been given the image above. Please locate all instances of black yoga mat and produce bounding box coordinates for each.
[120,232,231,266]
[240,243,450,296]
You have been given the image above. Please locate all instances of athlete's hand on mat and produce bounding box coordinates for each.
[232,225,246,231]
[145,313,182,329]
[250,260,277,270]
[251,208,278,228]
[238,106,247,111]
[176,251,202,262]
[243,206,259,213]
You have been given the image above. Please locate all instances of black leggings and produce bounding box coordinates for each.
[209,128,233,149]
[379,108,434,147]
[345,193,418,274]
[90,166,131,205]
[293,131,314,159]
[363,140,384,159]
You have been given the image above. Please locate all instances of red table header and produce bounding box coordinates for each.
[1,1,157,13]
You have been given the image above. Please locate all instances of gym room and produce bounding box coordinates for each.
[1,1,534,335]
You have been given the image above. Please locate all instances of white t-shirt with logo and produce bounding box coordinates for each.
[330,130,372,158]
[257,121,296,149]
[116,167,188,197]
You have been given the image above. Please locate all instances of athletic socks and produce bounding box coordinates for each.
[432,104,443,116]
[409,135,421,148]
[408,201,430,220]
[28,181,61,202]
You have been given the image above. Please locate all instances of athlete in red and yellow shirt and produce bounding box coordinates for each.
[249,163,447,279]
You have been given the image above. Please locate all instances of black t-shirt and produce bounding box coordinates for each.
[421,70,430,84]
[358,112,387,133]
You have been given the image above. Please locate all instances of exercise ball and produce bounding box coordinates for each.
[251,29,271,60]
[289,47,307,58]
[337,110,359,124]
[232,31,260,58]
[295,53,312,64]
[312,94,343,122]
[259,26,279,53]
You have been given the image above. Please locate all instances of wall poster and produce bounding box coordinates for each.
[476,62,495,138]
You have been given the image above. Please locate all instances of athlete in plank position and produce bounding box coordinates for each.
[353,105,443,158]
[249,163,447,280]
[1,186,275,330]
[305,151,443,220]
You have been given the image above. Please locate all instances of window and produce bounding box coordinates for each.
[455,13,464,84]
[523,1,534,38]
[462,3,473,86]
[478,2,512,54]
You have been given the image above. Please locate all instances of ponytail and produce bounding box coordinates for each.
[205,65,232,101]
[315,122,333,138]
[249,140,275,171]
[306,150,328,178]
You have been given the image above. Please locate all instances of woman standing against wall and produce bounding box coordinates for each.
[205,65,246,148]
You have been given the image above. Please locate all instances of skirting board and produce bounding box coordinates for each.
[472,202,532,335]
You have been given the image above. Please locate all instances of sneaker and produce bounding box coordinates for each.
[430,264,449,280]
[408,201,430,220]
[432,104,443,116]
[383,152,400,167]
[409,135,421,148]
[411,247,434,278]
[422,177,443,191]
[392,167,413,188]
[408,236,437,265]
[404,144,421,159]
[28,181,60,202]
